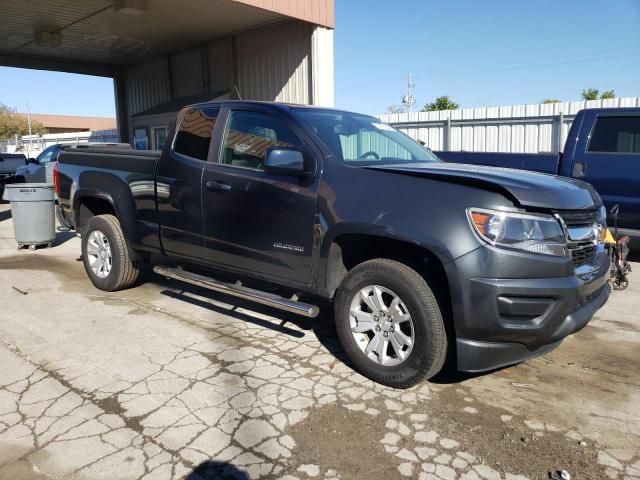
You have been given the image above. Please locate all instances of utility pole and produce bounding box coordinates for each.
[26,102,32,157]
[402,73,416,113]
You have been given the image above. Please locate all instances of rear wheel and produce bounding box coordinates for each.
[334,259,447,388]
[81,214,139,291]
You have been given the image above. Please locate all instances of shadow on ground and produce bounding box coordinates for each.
[0,207,11,222]
[150,272,350,367]
[186,461,249,480]
[52,231,78,247]
[150,272,501,386]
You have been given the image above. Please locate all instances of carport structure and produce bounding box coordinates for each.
[0,0,335,146]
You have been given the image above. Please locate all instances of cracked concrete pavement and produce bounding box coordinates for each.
[0,202,639,480]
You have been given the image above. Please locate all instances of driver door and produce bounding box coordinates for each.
[201,107,320,286]
[31,146,57,182]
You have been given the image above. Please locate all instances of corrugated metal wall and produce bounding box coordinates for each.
[380,97,640,153]
[235,20,312,104]
[207,37,232,94]
[123,19,314,120]
[170,48,204,98]
[125,57,171,117]
[340,132,412,160]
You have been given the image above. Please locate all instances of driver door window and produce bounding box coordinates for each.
[38,147,56,164]
[221,111,299,170]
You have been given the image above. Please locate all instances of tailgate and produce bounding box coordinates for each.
[0,157,25,176]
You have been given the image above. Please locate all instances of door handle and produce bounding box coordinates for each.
[206,180,232,192]
[572,162,587,178]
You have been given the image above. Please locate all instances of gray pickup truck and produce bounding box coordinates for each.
[56,101,610,388]
[0,153,27,197]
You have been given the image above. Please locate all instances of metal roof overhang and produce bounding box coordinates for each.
[0,0,332,77]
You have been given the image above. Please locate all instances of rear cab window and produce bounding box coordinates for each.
[173,107,219,161]
[588,116,640,154]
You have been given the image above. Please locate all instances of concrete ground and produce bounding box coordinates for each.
[0,201,639,480]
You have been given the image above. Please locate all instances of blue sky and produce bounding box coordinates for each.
[1,0,638,117]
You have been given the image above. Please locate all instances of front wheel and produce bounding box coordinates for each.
[81,214,140,291]
[334,259,447,388]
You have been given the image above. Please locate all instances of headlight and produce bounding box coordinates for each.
[597,205,607,243]
[468,208,568,257]
[597,205,607,227]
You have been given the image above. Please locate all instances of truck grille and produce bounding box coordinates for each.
[555,210,599,269]
[555,209,598,227]
[569,243,596,269]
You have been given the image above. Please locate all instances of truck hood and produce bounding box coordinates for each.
[365,162,600,210]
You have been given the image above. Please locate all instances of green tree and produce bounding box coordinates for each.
[0,104,47,139]
[600,90,615,99]
[386,104,406,114]
[422,96,459,112]
[581,88,599,101]
[542,99,561,104]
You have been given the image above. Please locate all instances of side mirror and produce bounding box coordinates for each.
[264,149,307,177]
[27,158,38,165]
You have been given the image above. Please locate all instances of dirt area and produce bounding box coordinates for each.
[0,202,639,480]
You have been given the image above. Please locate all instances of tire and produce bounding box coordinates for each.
[81,214,140,291]
[334,259,447,388]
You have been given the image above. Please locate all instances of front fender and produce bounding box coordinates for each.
[319,221,457,266]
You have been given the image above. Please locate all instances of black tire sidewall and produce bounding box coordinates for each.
[81,216,124,291]
[335,262,444,387]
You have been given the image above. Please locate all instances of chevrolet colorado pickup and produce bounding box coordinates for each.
[436,108,640,245]
[56,101,610,388]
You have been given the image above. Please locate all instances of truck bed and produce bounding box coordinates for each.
[57,148,162,252]
[59,148,161,171]
[434,151,561,175]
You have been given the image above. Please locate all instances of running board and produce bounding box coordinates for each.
[153,266,320,318]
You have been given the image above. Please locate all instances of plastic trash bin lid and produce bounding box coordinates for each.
[2,183,55,202]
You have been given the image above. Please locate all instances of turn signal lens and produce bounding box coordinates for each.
[471,212,491,236]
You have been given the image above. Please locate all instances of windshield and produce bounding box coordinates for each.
[293,109,441,166]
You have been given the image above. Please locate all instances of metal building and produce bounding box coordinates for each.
[0,0,335,148]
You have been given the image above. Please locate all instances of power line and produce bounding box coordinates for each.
[410,45,640,78]
[411,51,640,78]
[339,48,640,88]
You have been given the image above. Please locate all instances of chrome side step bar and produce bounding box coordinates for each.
[153,266,320,318]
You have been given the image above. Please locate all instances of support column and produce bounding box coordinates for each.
[311,26,334,107]
[113,71,130,144]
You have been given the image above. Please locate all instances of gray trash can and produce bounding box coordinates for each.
[2,183,56,249]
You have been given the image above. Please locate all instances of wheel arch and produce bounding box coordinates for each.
[73,189,141,259]
[320,230,453,329]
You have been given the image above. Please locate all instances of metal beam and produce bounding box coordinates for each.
[0,54,115,77]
